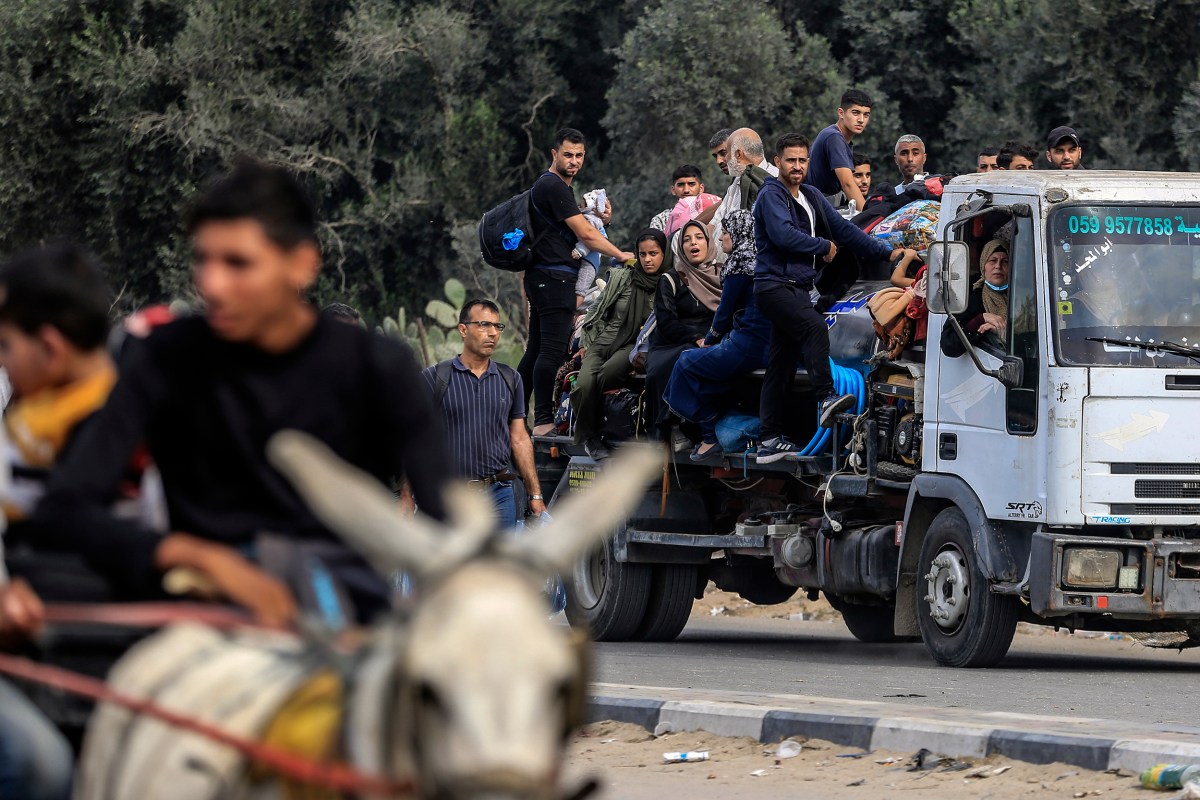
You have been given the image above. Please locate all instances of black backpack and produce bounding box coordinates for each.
[477,183,552,271]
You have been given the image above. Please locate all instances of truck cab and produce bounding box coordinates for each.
[537,171,1200,667]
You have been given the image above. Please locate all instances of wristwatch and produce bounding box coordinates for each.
[530,494,544,501]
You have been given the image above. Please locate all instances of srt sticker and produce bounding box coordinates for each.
[1006,501,1043,520]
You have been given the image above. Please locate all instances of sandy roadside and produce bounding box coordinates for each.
[692,583,1133,644]
[565,721,1152,800]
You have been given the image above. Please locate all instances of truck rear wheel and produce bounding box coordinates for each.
[838,600,912,643]
[916,507,1019,667]
[565,539,651,642]
[633,565,697,642]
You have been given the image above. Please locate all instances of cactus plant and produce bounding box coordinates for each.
[378,278,523,369]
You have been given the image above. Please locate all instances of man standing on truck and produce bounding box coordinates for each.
[1045,126,1084,170]
[518,128,634,437]
[701,128,779,260]
[805,89,875,211]
[894,134,928,187]
[422,299,545,529]
[754,133,913,463]
[709,128,734,177]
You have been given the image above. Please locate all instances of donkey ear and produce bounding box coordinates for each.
[500,446,661,575]
[267,430,443,578]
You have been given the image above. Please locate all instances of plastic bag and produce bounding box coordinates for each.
[517,511,567,615]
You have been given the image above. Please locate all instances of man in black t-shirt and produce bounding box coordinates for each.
[33,161,452,624]
[518,128,633,436]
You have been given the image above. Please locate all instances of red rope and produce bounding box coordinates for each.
[0,650,414,796]
[43,603,253,630]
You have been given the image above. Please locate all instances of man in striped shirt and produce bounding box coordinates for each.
[422,299,546,528]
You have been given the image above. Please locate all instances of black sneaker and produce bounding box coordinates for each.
[818,393,856,429]
[756,437,802,464]
[584,438,611,461]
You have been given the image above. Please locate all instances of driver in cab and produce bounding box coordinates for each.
[942,239,1008,357]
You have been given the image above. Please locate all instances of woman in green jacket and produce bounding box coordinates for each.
[572,228,670,459]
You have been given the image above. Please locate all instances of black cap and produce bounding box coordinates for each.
[1046,126,1080,150]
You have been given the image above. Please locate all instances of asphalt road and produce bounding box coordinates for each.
[590,616,1200,725]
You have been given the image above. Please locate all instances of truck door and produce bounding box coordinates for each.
[927,201,1049,523]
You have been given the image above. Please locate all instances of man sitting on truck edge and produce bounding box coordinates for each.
[1046,126,1084,170]
[851,153,872,198]
[753,133,912,464]
[977,146,1000,172]
[894,134,928,187]
[805,89,874,211]
[997,140,1038,170]
[649,164,707,231]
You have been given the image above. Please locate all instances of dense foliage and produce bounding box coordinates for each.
[0,0,1196,349]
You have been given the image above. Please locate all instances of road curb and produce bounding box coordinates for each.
[587,683,1200,772]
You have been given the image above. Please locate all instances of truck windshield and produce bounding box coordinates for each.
[1051,205,1200,367]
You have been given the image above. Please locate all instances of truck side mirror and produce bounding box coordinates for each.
[998,355,1024,389]
[926,240,970,315]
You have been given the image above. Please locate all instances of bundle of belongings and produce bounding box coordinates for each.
[869,200,940,259]
[867,269,929,360]
[852,175,948,233]
[665,193,722,237]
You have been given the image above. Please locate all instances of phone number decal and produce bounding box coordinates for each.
[1065,214,1190,236]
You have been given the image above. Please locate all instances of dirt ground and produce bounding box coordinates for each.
[691,583,1133,643]
[565,721,1153,800]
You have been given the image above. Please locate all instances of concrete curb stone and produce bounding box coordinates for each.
[588,682,1200,772]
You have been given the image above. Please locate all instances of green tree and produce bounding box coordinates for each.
[601,0,899,243]
[947,0,1200,172]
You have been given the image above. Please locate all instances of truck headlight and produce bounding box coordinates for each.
[1062,548,1121,589]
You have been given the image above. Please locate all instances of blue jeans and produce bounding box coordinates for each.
[0,678,72,800]
[490,481,518,531]
[664,328,769,440]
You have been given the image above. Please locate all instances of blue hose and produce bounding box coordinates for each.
[799,359,866,456]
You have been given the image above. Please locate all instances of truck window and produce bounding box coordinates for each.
[1050,205,1200,366]
[1006,215,1038,434]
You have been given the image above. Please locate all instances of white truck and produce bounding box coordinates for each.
[536,171,1200,667]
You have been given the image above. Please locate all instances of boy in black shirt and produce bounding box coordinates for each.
[35,161,451,624]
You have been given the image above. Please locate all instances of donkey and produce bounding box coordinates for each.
[75,432,660,800]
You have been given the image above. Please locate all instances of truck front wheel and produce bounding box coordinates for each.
[916,507,1019,667]
[565,539,651,642]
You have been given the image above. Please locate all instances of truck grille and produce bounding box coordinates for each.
[1112,463,1200,475]
[1136,480,1200,499]
[1111,503,1200,515]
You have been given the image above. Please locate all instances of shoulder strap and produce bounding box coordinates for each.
[433,359,455,404]
[494,362,519,401]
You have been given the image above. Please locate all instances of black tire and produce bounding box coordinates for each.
[712,563,799,606]
[632,564,698,642]
[565,538,652,642]
[916,507,1020,667]
[838,600,914,644]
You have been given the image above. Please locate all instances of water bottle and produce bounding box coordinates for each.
[1141,764,1200,790]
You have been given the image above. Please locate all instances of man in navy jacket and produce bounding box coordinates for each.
[753,132,912,464]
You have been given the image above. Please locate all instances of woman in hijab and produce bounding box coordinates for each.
[572,229,669,459]
[645,219,722,442]
[664,209,772,461]
[941,239,1008,357]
